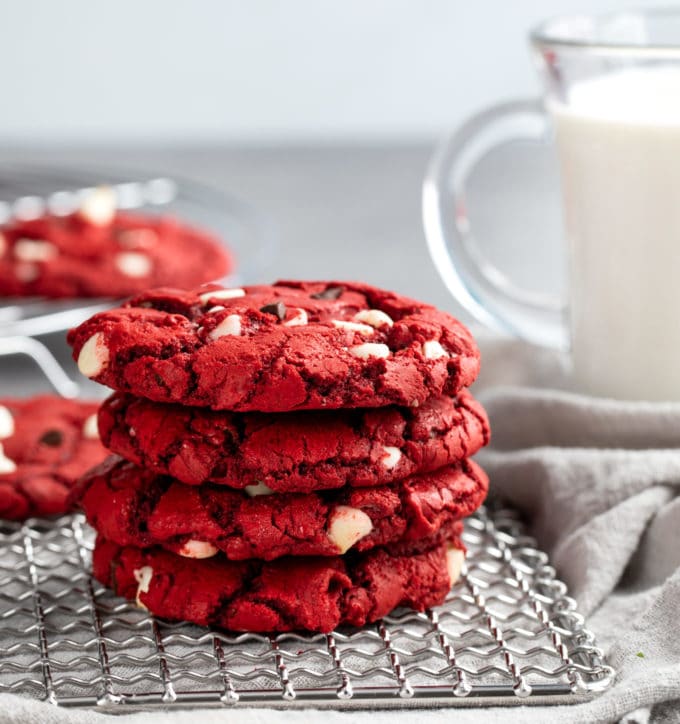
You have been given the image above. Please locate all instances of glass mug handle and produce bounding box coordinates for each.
[423,99,567,351]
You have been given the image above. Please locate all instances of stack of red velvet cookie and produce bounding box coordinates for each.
[68,281,489,633]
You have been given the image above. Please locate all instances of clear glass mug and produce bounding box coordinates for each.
[423,9,680,401]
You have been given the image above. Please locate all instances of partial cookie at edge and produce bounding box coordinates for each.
[0,396,107,520]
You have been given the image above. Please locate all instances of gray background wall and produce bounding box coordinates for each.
[1,0,673,144]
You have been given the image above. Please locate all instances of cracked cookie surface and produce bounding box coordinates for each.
[67,281,480,412]
[0,210,232,298]
[93,529,463,632]
[0,395,107,519]
[97,389,489,491]
[73,455,487,561]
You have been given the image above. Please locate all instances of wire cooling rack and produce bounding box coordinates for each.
[0,505,614,712]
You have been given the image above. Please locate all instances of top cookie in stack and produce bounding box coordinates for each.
[67,281,480,411]
[68,281,490,633]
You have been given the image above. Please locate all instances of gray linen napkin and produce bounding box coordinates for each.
[2,333,680,723]
[475,384,680,723]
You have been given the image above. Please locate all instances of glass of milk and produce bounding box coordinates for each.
[423,9,680,401]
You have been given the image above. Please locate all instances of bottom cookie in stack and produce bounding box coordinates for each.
[93,528,465,633]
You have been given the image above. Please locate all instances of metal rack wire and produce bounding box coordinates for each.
[0,505,614,712]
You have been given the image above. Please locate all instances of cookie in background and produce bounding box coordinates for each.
[0,187,233,299]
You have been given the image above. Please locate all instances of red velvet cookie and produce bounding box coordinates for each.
[93,530,465,632]
[73,455,487,561]
[0,395,107,519]
[0,197,232,298]
[67,281,480,412]
[97,389,489,491]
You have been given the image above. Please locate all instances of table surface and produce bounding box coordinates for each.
[0,143,563,395]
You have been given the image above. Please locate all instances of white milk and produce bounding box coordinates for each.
[551,67,680,400]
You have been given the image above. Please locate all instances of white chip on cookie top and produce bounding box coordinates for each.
[327,505,374,554]
[331,320,374,335]
[283,308,308,326]
[0,444,17,475]
[13,239,58,263]
[0,406,14,440]
[446,548,465,586]
[244,481,275,497]
[82,414,99,440]
[381,445,401,470]
[199,288,245,304]
[80,186,117,226]
[77,333,110,378]
[354,309,394,328]
[422,340,448,359]
[133,566,154,609]
[114,251,153,278]
[178,540,219,559]
[349,343,390,360]
[209,314,242,339]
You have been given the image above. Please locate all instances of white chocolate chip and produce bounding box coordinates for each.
[0,406,14,440]
[422,340,448,360]
[349,343,390,360]
[244,481,275,497]
[207,305,225,313]
[133,566,154,609]
[446,548,465,586]
[199,288,245,304]
[283,308,308,326]
[82,414,99,440]
[0,444,16,475]
[77,333,110,378]
[332,320,374,335]
[129,427,137,438]
[354,309,394,328]
[177,539,219,559]
[381,445,401,470]
[15,263,39,282]
[80,186,117,226]
[117,228,159,249]
[13,239,58,262]
[114,251,152,278]
[209,314,242,339]
[328,506,374,554]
